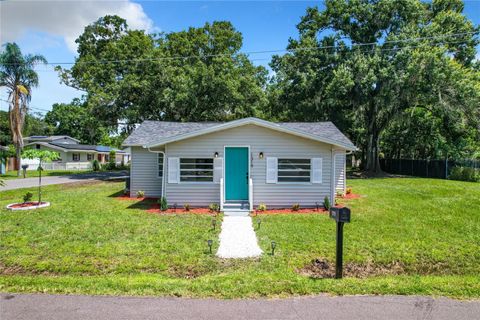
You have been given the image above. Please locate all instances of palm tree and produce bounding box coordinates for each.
[0,43,47,176]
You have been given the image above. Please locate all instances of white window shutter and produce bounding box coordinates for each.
[266,157,278,184]
[311,158,322,183]
[213,157,223,184]
[168,157,179,183]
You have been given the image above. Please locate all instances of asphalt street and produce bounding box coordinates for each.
[1,293,479,320]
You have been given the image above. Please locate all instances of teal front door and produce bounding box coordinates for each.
[225,147,249,201]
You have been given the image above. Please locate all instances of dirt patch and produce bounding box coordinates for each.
[298,258,406,279]
[168,265,208,279]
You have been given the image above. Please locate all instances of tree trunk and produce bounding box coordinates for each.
[365,127,382,173]
[16,146,21,177]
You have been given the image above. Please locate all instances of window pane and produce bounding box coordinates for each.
[277,158,311,182]
[278,176,311,182]
[278,159,310,164]
[158,154,164,177]
[179,158,213,182]
[180,176,213,182]
[278,171,311,177]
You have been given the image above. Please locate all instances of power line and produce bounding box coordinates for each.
[1,31,478,67]
[23,37,477,74]
[0,98,51,113]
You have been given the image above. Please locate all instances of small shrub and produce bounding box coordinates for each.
[346,187,352,194]
[291,203,300,211]
[257,203,267,211]
[136,190,145,198]
[184,203,190,211]
[449,167,479,182]
[336,191,344,197]
[323,196,330,210]
[159,197,168,211]
[209,203,220,212]
[23,192,33,203]
[92,159,100,171]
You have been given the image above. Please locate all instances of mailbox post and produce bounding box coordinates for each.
[329,207,351,279]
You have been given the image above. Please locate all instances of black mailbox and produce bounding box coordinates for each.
[329,207,351,223]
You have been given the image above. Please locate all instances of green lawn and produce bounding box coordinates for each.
[1,170,93,180]
[0,178,479,299]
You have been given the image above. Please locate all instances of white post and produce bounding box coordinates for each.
[220,178,224,211]
[249,178,253,212]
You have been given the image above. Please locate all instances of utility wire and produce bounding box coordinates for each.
[1,31,478,67]
[26,37,477,73]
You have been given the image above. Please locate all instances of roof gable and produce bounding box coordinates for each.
[123,118,356,150]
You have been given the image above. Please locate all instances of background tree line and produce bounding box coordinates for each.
[2,0,480,173]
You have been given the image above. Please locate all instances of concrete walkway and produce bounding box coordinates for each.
[0,171,128,191]
[1,293,479,320]
[216,214,262,258]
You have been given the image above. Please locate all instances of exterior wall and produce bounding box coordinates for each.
[22,144,93,170]
[130,146,163,198]
[164,124,335,208]
[334,152,346,193]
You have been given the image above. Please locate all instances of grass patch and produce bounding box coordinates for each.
[1,170,93,180]
[0,178,479,298]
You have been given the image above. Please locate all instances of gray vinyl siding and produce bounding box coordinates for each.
[165,124,335,208]
[334,152,346,193]
[130,146,163,197]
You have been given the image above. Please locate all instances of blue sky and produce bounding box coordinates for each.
[1,0,479,115]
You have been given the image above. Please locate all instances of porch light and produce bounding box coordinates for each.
[259,152,264,159]
[271,241,276,255]
[214,152,219,158]
[207,239,213,254]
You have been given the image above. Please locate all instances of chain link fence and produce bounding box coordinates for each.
[380,159,480,179]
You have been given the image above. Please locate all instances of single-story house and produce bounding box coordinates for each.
[123,117,356,210]
[22,135,129,170]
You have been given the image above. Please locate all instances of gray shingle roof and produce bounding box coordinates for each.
[122,118,355,149]
[48,142,126,153]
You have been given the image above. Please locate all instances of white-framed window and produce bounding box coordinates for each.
[158,153,164,178]
[87,153,93,161]
[72,153,80,161]
[277,158,311,183]
[180,158,214,182]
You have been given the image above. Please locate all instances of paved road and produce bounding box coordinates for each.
[0,171,128,191]
[1,293,479,320]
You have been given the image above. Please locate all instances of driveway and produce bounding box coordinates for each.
[1,293,479,320]
[0,171,128,191]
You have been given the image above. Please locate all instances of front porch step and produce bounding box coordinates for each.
[223,201,250,210]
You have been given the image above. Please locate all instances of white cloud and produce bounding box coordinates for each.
[0,0,154,52]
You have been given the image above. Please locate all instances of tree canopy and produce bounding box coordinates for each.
[57,16,268,135]
[268,0,480,171]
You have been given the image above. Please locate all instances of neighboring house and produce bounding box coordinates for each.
[123,117,356,210]
[22,135,129,170]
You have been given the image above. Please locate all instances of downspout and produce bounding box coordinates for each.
[147,146,166,198]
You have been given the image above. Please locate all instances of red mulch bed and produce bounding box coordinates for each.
[8,202,48,208]
[254,208,328,215]
[341,193,361,199]
[147,204,217,215]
